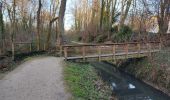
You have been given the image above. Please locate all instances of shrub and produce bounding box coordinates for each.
[88,35,95,42]
[113,25,132,42]
[111,25,118,33]
[96,34,108,43]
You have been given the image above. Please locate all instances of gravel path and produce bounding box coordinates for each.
[0,57,71,100]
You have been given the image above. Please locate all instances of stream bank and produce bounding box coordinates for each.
[118,56,170,96]
[64,62,113,100]
[91,62,170,100]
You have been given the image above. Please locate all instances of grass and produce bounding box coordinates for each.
[118,48,170,95]
[64,62,112,100]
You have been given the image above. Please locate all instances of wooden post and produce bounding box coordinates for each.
[159,42,162,51]
[112,45,116,61]
[30,43,32,52]
[64,47,67,60]
[147,43,151,56]
[98,46,101,61]
[12,42,15,60]
[44,43,46,51]
[124,43,128,59]
[0,49,1,56]
[137,43,141,57]
[60,45,62,57]
[126,44,129,58]
[82,46,86,61]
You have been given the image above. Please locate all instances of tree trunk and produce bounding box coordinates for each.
[37,0,42,51]
[158,0,170,34]
[0,2,4,54]
[57,0,67,45]
[11,0,16,60]
[46,17,58,49]
[56,20,58,41]
[100,0,105,30]
[119,0,132,31]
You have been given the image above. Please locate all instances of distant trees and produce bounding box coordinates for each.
[0,0,69,55]
[71,0,169,43]
[0,0,169,55]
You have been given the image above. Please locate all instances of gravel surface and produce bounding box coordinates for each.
[0,57,71,100]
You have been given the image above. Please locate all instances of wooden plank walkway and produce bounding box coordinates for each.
[62,42,161,61]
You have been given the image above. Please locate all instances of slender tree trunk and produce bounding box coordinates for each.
[100,0,105,30]
[46,17,58,49]
[158,0,170,34]
[12,0,16,60]
[0,2,4,54]
[119,0,132,31]
[57,0,67,45]
[37,0,42,50]
[56,20,58,41]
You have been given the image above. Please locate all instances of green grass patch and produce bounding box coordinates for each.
[64,62,111,100]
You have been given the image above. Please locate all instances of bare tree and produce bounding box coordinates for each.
[11,0,16,59]
[100,0,105,29]
[36,0,42,50]
[119,0,133,30]
[57,0,67,45]
[0,2,4,54]
[46,0,59,49]
[157,0,170,34]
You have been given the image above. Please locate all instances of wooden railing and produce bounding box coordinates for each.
[11,42,33,59]
[14,42,33,52]
[62,42,161,61]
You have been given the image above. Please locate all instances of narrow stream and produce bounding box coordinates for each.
[90,62,170,100]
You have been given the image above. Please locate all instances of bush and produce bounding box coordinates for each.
[88,35,95,42]
[77,36,82,41]
[96,34,108,43]
[111,25,118,33]
[113,25,132,42]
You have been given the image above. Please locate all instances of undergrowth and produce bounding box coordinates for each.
[64,62,112,100]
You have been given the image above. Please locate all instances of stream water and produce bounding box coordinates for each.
[90,62,170,100]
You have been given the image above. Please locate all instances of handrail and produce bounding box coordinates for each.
[14,42,32,44]
[62,41,161,61]
[62,41,160,47]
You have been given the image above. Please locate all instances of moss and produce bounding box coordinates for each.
[64,62,112,100]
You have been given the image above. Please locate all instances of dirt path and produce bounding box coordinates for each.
[0,57,71,100]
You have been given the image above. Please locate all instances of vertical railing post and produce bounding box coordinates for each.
[137,43,141,57]
[126,43,129,58]
[64,47,68,60]
[30,43,32,52]
[147,43,151,56]
[12,42,15,60]
[0,48,1,56]
[60,45,62,57]
[82,46,86,61]
[124,43,128,59]
[112,45,116,61]
[159,42,162,51]
[98,46,101,61]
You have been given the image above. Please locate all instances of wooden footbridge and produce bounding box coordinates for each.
[62,42,161,61]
